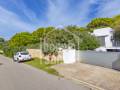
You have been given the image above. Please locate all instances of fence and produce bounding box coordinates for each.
[76,51,120,68]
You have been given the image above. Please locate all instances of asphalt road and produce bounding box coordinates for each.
[0,55,90,90]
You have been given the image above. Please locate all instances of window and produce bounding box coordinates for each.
[97,36,105,46]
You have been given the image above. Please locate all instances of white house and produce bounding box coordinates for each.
[93,27,120,51]
[93,27,113,47]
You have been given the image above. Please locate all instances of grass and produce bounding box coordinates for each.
[25,58,62,76]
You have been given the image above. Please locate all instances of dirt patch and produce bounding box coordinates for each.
[53,63,120,90]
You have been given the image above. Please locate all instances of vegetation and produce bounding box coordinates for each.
[9,32,35,47]
[0,37,5,54]
[3,45,26,57]
[0,37,5,49]
[112,15,120,41]
[87,18,113,30]
[32,27,55,43]
[112,15,120,31]
[3,14,120,57]
[41,27,99,55]
[3,25,99,57]
[0,37,5,43]
[25,58,61,76]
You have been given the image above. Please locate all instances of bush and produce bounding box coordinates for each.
[0,50,3,54]
[27,43,41,49]
[79,32,100,50]
[3,46,26,57]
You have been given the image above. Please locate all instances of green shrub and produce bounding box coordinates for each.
[3,46,26,57]
[0,50,3,54]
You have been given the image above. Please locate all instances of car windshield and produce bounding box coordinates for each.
[21,52,29,55]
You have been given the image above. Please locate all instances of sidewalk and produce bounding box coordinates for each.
[53,63,120,90]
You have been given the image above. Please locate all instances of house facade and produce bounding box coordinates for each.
[93,27,120,51]
[93,27,113,47]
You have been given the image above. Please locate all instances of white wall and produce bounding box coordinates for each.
[105,35,113,47]
[63,49,76,64]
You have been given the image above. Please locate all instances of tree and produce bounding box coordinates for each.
[87,18,113,30]
[0,37,5,50]
[32,27,55,43]
[112,15,120,41]
[9,32,34,47]
[78,32,100,50]
[112,15,120,31]
[0,37,4,43]
[4,32,33,57]
[42,29,71,55]
[43,26,100,52]
[66,25,88,32]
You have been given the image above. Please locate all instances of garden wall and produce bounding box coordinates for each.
[27,49,120,69]
[27,49,63,61]
[76,51,120,68]
[27,49,43,58]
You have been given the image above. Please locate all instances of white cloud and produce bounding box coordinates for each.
[10,0,39,22]
[96,0,120,17]
[46,0,69,26]
[0,6,37,39]
[46,0,95,26]
[89,0,99,4]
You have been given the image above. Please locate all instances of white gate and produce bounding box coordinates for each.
[63,49,76,64]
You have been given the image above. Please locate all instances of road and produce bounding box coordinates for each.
[0,55,90,90]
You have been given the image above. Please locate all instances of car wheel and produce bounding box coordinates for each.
[13,57,16,62]
[16,58,20,63]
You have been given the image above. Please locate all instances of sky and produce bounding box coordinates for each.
[0,0,120,39]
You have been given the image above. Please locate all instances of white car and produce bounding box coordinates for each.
[13,51,32,62]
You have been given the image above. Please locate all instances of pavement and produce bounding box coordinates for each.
[0,55,90,90]
[53,63,120,90]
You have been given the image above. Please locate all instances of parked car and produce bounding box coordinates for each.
[13,51,32,62]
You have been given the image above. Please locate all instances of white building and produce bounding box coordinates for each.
[93,27,113,47]
[93,27,120,51]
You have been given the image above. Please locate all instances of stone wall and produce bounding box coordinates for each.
[27,49,43,58]
[27,49,63,61]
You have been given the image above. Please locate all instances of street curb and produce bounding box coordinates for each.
[72,78,105,90]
